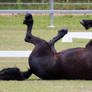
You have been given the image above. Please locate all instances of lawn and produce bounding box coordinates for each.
[0,14,92,92]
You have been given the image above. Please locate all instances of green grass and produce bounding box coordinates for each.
[0,14,92,92]
[0,80,92,92]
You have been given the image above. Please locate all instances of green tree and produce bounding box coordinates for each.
[0,0,16,2]
[66,0,71,3]
[88,0,90,3]
[17,0,21,9]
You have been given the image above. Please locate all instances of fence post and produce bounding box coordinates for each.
[49,0,55,27]
[17,0,21,9]
[42,0,44,3]
[88,0,91,9]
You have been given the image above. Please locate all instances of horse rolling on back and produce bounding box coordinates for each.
[1,14,92,80]
[23,13,92,80]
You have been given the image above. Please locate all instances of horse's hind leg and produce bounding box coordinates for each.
[49,28,68,52]
[24,13,46,46]
[49,28,68,46]
[24,14,68,49]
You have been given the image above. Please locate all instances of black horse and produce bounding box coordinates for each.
[1,14,92,80]
[23,13,92,80]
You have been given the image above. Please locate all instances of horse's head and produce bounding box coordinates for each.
[23,13,33,25]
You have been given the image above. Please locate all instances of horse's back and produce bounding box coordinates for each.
[57,47,92,79]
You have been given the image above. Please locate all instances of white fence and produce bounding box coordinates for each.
[62,32,92,42]
[0,10,92,14]
[0,51,32,57]
[0,32,92,57]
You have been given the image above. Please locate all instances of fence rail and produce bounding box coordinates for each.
[0,10,92,14]
[0,51,32,57]
[62,32,92,42]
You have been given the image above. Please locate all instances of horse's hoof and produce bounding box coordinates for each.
[63,28,68,33]
[58,28,68,35]
[25,13,32,20]
[23,13,33,25]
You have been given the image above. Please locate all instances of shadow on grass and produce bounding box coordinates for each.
[26,79,41,81]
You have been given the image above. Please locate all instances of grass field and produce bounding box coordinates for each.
[0,14,92,92]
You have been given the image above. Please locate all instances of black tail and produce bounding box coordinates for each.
[0,67,32,80]
[22,68,32,80]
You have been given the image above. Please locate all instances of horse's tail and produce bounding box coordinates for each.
[22,68,32,80]
[0,67,32,80]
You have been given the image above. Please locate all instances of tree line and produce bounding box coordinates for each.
[0,0,91,3]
